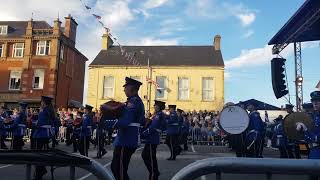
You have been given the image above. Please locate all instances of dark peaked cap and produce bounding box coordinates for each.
[123,77,142,87]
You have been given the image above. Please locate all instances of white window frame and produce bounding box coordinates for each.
[103,76,115,99]
[32,69,45,89]
[36,41,50,56]
[0,44,3,57]
[13,43,24,58]
[0,26,8,35]
[155,76,167,100]
[8,71,22,90]
[202,77,214,101]
[178,77,190,100]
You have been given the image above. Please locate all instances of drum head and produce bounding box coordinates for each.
[219,105,249,134]
[284,112,313,141]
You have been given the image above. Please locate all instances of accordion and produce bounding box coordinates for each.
[100,101,125,120]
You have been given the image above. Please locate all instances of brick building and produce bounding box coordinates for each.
[0,15,87,108]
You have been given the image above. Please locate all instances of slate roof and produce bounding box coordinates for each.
[0,21,52,38]
[90,46,224,67]
[236,99,281,110]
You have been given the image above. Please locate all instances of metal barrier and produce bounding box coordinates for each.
[172,157,320,180]
[0,149,115,180]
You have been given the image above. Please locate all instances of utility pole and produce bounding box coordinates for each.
[147,58,152,113]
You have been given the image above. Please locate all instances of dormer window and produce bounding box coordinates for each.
[0,25,8,35]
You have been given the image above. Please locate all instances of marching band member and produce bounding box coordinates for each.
[245,102,266,158]
[141,100,166,180]
[33,96,56,180]
[273,115,290,158]
[79,105,94,157]
[285,104,301,159]
[105,77,145,180]
[165,105,179,160]
[181,113,190,151]
[296,91,320,159]
[5,102,27,150]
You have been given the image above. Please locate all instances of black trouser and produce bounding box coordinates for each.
[279,146,290,158]
[79,136,90,156]
[142,144,159,180]
[66,127,72,145]
[293,144,301,159]
[111,146,136,180]
[72,134,79,152]
[166,135,178,159]
[182,134,188,150]
[0,135,7,149]
[12,136,24,150]
[97,132,106,158]
[34,138,50,180]
[245,138,263,158]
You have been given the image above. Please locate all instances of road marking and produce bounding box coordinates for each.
[191,144,196,152]
[191,145,207,180]
[0,164,13,169]
[78,147,143,180]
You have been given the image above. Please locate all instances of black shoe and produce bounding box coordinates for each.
[101,149,107,157]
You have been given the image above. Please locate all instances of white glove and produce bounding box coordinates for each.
[296,122,307,132]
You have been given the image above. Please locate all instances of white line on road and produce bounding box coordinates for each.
[0,164,13,169]
[191,145,207,180]
[78,147,144,180]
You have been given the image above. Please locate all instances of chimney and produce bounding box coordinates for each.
[214,35,221,51]
[102,31,114,50]
[53,18,61,36]
[64,14,78,46]
[26,18,33,36]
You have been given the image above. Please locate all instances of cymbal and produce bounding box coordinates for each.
[284,112,313,141]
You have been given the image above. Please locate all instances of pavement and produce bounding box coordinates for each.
[0,142,312,180]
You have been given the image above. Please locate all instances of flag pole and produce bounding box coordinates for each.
[147,58,152,113]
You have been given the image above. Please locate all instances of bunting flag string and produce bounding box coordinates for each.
[78,0,169,85]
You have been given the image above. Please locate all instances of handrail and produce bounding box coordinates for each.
[0,149,115,180]
[172,157,320,180]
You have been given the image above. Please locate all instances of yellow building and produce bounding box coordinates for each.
[87,33,225,112]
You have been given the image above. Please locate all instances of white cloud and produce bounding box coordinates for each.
[241,29,254,38]
[236,13,255,27]
[95,0,134,32]
[143,0,169,9]
[186,0,256,27]
[159,18,191,36]
[225,41,318,69]
[126,37,180,46]
[225,45,273,69]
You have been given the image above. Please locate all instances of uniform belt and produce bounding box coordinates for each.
[128,123,140,127]
[41,125,52,128]
[155,129,162,133]
[170,123,179,126]
[18,124,26,127]
[277,135,283,138]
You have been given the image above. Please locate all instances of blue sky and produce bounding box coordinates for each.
[1,0,319,107]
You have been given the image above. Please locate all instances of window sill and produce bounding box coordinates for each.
[32,88,44,90]
[7,58,24,61]
[8,89,21,92]
[201,100,214,102]
[177,99,192,102]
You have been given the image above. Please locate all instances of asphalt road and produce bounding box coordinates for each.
[0,142,311,180]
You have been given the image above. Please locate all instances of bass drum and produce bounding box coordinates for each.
[219,105,249,134]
